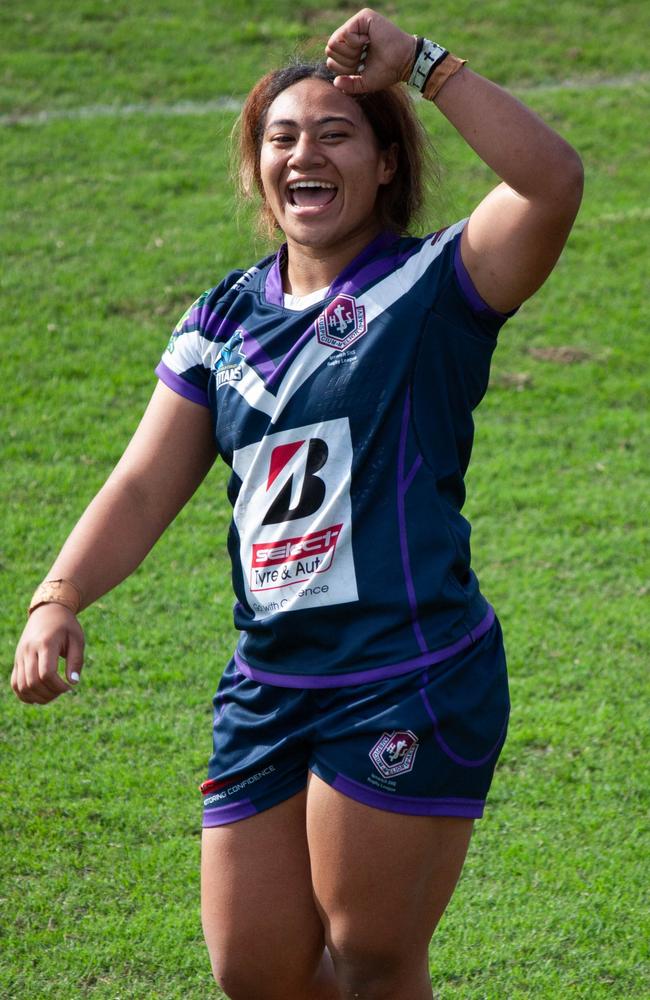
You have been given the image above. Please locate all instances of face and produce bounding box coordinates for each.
[259,77,397,253]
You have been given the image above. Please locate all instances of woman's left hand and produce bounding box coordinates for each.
[325,8,416,94]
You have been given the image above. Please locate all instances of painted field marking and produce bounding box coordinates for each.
[1,72,649,127]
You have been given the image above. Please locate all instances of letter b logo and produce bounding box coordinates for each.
[262,438,328,525]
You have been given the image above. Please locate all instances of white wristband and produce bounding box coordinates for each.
[408,38,449,91]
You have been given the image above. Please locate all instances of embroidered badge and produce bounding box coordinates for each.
[316,294,367,351]
[214,329,247,389]
[370,730,419,778]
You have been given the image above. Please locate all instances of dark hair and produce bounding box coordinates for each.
[235,62,436,239]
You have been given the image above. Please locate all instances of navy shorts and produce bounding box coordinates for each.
[201,620,509,826]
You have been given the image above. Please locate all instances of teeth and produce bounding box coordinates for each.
[288,181,336,190]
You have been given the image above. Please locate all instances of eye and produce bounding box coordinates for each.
[321,131,347,141]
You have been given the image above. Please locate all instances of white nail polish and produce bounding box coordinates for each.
[70,672,80,683]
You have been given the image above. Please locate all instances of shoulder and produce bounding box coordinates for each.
[174,253,277,339]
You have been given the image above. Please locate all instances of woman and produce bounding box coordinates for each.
[12,9,582,999]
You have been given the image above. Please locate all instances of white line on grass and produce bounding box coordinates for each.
[1,71,649,127]
[582,206,650,227]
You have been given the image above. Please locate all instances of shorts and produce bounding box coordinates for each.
[201,619,509,827]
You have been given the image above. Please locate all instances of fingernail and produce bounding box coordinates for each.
[70,672,80,683]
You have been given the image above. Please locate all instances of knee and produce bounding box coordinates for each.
[208,946,322,1000]
[209,956,275,1000]
[327,924,429,998]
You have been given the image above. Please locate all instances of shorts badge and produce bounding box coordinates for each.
[370,730,419,778]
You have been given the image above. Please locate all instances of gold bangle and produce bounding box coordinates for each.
[28,578,82,617]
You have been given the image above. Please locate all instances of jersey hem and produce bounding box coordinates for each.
[233,606,495,689]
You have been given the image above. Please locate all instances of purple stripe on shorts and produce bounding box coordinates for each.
[202,798,257,827]
[419,685,508,768]
[233,607,495,689]
[329,772,485,818]
[453,239,514,319]
[155,361,209,407]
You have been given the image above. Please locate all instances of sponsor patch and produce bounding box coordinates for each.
[316,293,367,351]
[232,418,358,618]
[370,730,419,778]
[251,524,342,591]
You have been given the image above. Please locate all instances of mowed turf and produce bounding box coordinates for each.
[1,1,649,998]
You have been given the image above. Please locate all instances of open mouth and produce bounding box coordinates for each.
[287,180,337,209]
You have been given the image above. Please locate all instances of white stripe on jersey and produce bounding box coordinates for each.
[166,220,466,417]
[229,220,466,420]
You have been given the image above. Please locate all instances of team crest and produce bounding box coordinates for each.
[370,730,419,778]
[214,330,246,389]
[316,294,367,351]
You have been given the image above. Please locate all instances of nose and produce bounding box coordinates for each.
[288,131,326,170]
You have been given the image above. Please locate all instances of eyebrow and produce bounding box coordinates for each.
[264,115,357,132]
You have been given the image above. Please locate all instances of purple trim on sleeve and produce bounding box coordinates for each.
[202,798,257,827]
[155,361,209,408]
[233,607,495,689]
[397,390,428,654]
[329,772,484,818]
[453,238,515,319]
[419,686,508,768]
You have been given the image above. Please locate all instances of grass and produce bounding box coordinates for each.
[1,1,649,997]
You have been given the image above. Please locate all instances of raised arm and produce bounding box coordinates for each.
[325,8,584,313]
[12,382,216,704]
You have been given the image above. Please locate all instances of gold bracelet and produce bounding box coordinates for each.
[28,578,82,617]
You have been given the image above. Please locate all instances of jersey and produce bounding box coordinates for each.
[155,221,512,687]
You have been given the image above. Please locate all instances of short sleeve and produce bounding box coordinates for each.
[411,226,517,480]
[155,271,244,408]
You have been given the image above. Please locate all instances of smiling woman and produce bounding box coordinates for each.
[237,62,429,254]
[12,7,583,999]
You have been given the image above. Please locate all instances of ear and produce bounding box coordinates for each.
[378,143,399,186]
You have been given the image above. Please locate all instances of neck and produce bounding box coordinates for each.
[283,221,383,296]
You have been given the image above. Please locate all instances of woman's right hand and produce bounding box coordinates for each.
[325,8,416,95]
[11,604,85,705]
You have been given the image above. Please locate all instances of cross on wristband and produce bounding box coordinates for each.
[408,38,449,92]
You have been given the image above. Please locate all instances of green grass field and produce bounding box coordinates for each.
[1,1,649,997]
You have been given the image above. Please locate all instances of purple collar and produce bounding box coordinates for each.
[264,230,400,307]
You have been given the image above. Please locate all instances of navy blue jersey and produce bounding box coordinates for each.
[156,222,511,686]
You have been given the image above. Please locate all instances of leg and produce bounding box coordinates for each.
[202,789,339,1000]
[306,773,473,1000]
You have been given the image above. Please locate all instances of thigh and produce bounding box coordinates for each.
[306,772,473,966]
[202,790,328,998]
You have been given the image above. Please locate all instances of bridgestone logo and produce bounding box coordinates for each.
[232,417,358,616]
